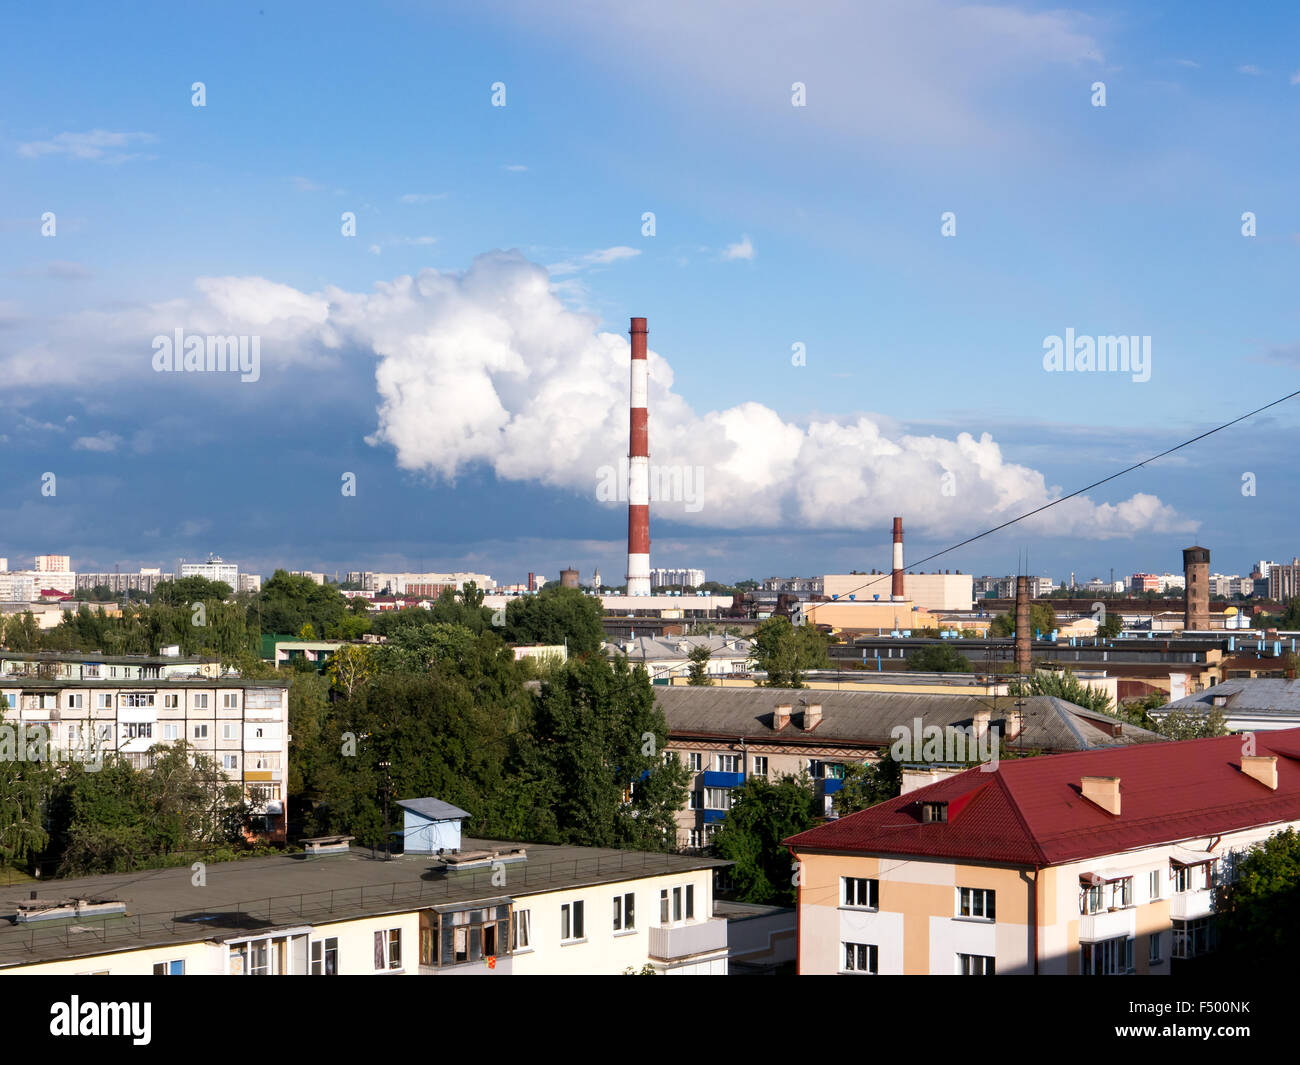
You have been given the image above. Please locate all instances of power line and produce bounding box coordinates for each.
[831,387,1300,603]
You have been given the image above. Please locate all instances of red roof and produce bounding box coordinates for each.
[786,728,1300,867]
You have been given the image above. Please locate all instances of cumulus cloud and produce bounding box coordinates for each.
[9,250,1193,540]
[548,246,640,275]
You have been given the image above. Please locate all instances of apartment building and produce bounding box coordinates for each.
[785,730,1300,974]
[0,839,729,975]
[609,634,754,682]
[0,673,288,838]
[658,687,1164,851]
[75,569,173,595]
[0,650,220,682]
[180,557,238,586]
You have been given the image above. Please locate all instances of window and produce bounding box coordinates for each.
[373,928,402,970]
[704,788,731,810]
[689,790,702,810]
[1081,884,1105,915]
[753,756,768,776]
[1081,936,1134,975]
[688,829,701,849]
[686,884,694,920]
[253,752,280,770]
[704,822,721,843]
[688,753,702,772]
[958,953,995,975]
[1109,877,1133,909]
[716,754,739,772]
[3,694,14,709]
[152,960,184,975]
[664,751,674,767]
[164,694,179,709]
[1149,933,1162,964]
[560,901,585,942]
[673,887,683,922]
[163,724,179,740]
[124,723,153,740]
[922,802,948,823]
[843,942,877,974]
[121,693,154,708]
[660,889,670,924]
[66,693,83,709]
[222,754,239,771]
[96,694,113,709]
[613,893,636,931]
[221,723,239,741]
[193,724,208,739]
[958,887,995,920]
[193,693,209,709]
[223,693,240,709]
[1149,870,1161,900]
[311,938,338,975]
[842,877,878,909]
[512,909,531,951]
[1171,919,1216,960]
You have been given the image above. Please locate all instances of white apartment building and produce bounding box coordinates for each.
[0,840,729,975]
[238,573,263,593]
[180,557,239,586]
[0,573,37,602]
[34,554,71,572]
[0,676,288,832]
[651,568,707,588]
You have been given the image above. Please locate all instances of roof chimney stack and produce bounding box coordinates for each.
[1242,755,1278,790]
[801,703,823,730]
[891,517,904,601]
[1015,575,1032,676]
[772,704,792,731]
[1080,775,1121,815]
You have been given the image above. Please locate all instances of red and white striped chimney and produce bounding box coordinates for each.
[891,517,904,601]
[626,317,651,596]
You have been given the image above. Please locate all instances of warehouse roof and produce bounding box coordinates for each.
[655,687,1163,753]
[1161,678,1300,715]
[786,728,1300,866]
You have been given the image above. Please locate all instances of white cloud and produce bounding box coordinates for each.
[13,250,1193,541]
[1176,59,1200,68]
[722,235,755,261]
[548,246,641,276]
[1238,65,1263,76]
[503,164,529,172]
[399,192,448,203]
[1291,70,1300,85]
[73,431,122,452]
[18,130,157,163]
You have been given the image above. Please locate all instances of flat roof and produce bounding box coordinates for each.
[0,678,284,690]
[0,839,729,969]
[0,651,215,665]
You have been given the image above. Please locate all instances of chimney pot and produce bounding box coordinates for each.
[801,704,823,730]
[773,704,792,730]
[972,707,991,741]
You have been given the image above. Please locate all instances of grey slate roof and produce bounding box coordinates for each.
[655,686,1164,752]
[1160,678,1300,715]
[396,798,472,822]
[607,635,753,660]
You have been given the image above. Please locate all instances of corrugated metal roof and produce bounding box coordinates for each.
[655,687,1162,752]
[396,798,472,822]
[1162,678,1300,714]
[786,728,1300,866]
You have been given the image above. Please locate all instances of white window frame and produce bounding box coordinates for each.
[310,937,338,975]
[613,892,636,933]
[688,753,702,772]
[752,756,768,776]
[842,876,878,910]
[193,724,209,739]
[560,900,585,943]
[373,928,402,970]
[843,942,878,974]
[957,887,995,921]
[957,953,995,975]
[221,723,239,741]
[512,909,531,951]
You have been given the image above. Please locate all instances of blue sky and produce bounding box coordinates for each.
[2,1,1299,586]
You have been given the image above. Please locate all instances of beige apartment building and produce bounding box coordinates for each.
[786,729,1300,974]
[0,840,729,976]
[658,686,1164,851]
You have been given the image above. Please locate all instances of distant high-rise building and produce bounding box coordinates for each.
[34,555,71,573]
[181,556,239,587]
[651,568,706,588]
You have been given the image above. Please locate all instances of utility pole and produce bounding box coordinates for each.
[379,758,392,861]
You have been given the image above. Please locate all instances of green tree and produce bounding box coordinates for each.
[749,617,829,688]
[504,584,604,655]
[1097,612,1123,638]
[989,603,1057,638]
[0,759,53,867]
[832,756,903,816]
[1009,668,1114,715]
[686,644,713,685]
[907,643,973,673]
[1216,828,1300,966]
[709,774,818,905]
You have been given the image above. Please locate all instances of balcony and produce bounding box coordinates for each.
[649,919,728,961]
[701,808,728,823]
[1078,906,1135,942]
[702,770,744,788]
[1170,889,1214,921]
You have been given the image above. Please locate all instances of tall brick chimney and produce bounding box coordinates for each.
[1015,575,1032,676]
[1183,546,1210,631]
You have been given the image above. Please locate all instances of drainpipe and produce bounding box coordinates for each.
[1019,866,1041,975]
[788,845,802,975]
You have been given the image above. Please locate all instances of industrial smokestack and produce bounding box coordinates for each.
[626,317,651,596]
[1015,575,1032,676]
[891,517,904,601]
[1183,546,1210,630]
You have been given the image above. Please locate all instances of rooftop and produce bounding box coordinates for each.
[0,839,728,969]
[785,728,1300,867]
[656,686,1163,753]
[1162,678,1300,715]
